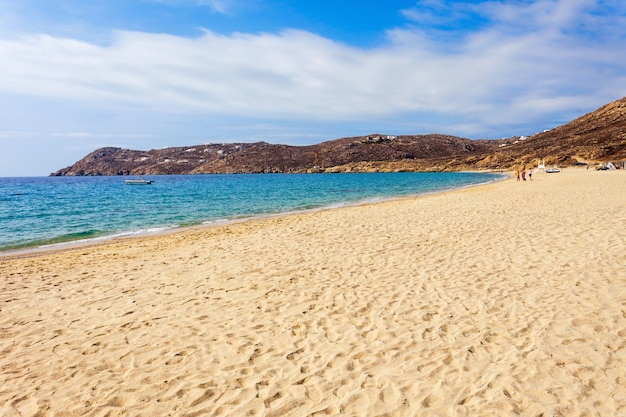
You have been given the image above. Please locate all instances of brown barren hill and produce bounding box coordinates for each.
[51,97,626,176]
[468,96,626,170]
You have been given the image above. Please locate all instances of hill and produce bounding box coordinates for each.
[51,97,626,176]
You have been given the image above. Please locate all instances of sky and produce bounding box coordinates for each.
[0,0,625,176]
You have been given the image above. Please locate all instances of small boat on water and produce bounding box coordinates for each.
[125,178,153,185]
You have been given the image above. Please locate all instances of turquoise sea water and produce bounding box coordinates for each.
[0,172,504,252]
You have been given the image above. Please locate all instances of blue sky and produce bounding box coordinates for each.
[1,0,625,176]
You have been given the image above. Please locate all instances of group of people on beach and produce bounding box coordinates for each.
[515,167,532,181]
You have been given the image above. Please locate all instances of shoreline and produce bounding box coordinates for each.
[0,172,508,259]
[2,168,625,416]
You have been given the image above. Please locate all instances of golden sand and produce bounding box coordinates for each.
[1,168,625,416]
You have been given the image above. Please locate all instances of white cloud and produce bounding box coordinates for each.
[0,0,624,140]
[198,0,229,14]
[401,0,471,27]
[148,0,233,14]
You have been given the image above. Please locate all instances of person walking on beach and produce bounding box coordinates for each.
[521,168,526,181]
[528,167,533,180]
[516,170,520,181]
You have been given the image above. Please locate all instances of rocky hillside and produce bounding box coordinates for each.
[465,97,626,170]
[51,134,496,175]
[51,97,626,175]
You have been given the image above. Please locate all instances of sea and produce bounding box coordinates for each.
[0,172,504,253]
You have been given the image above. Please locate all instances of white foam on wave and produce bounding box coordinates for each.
[107,226,174,239]
[0,226,178,256]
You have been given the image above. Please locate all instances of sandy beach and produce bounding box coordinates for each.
[1,168,625,416]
